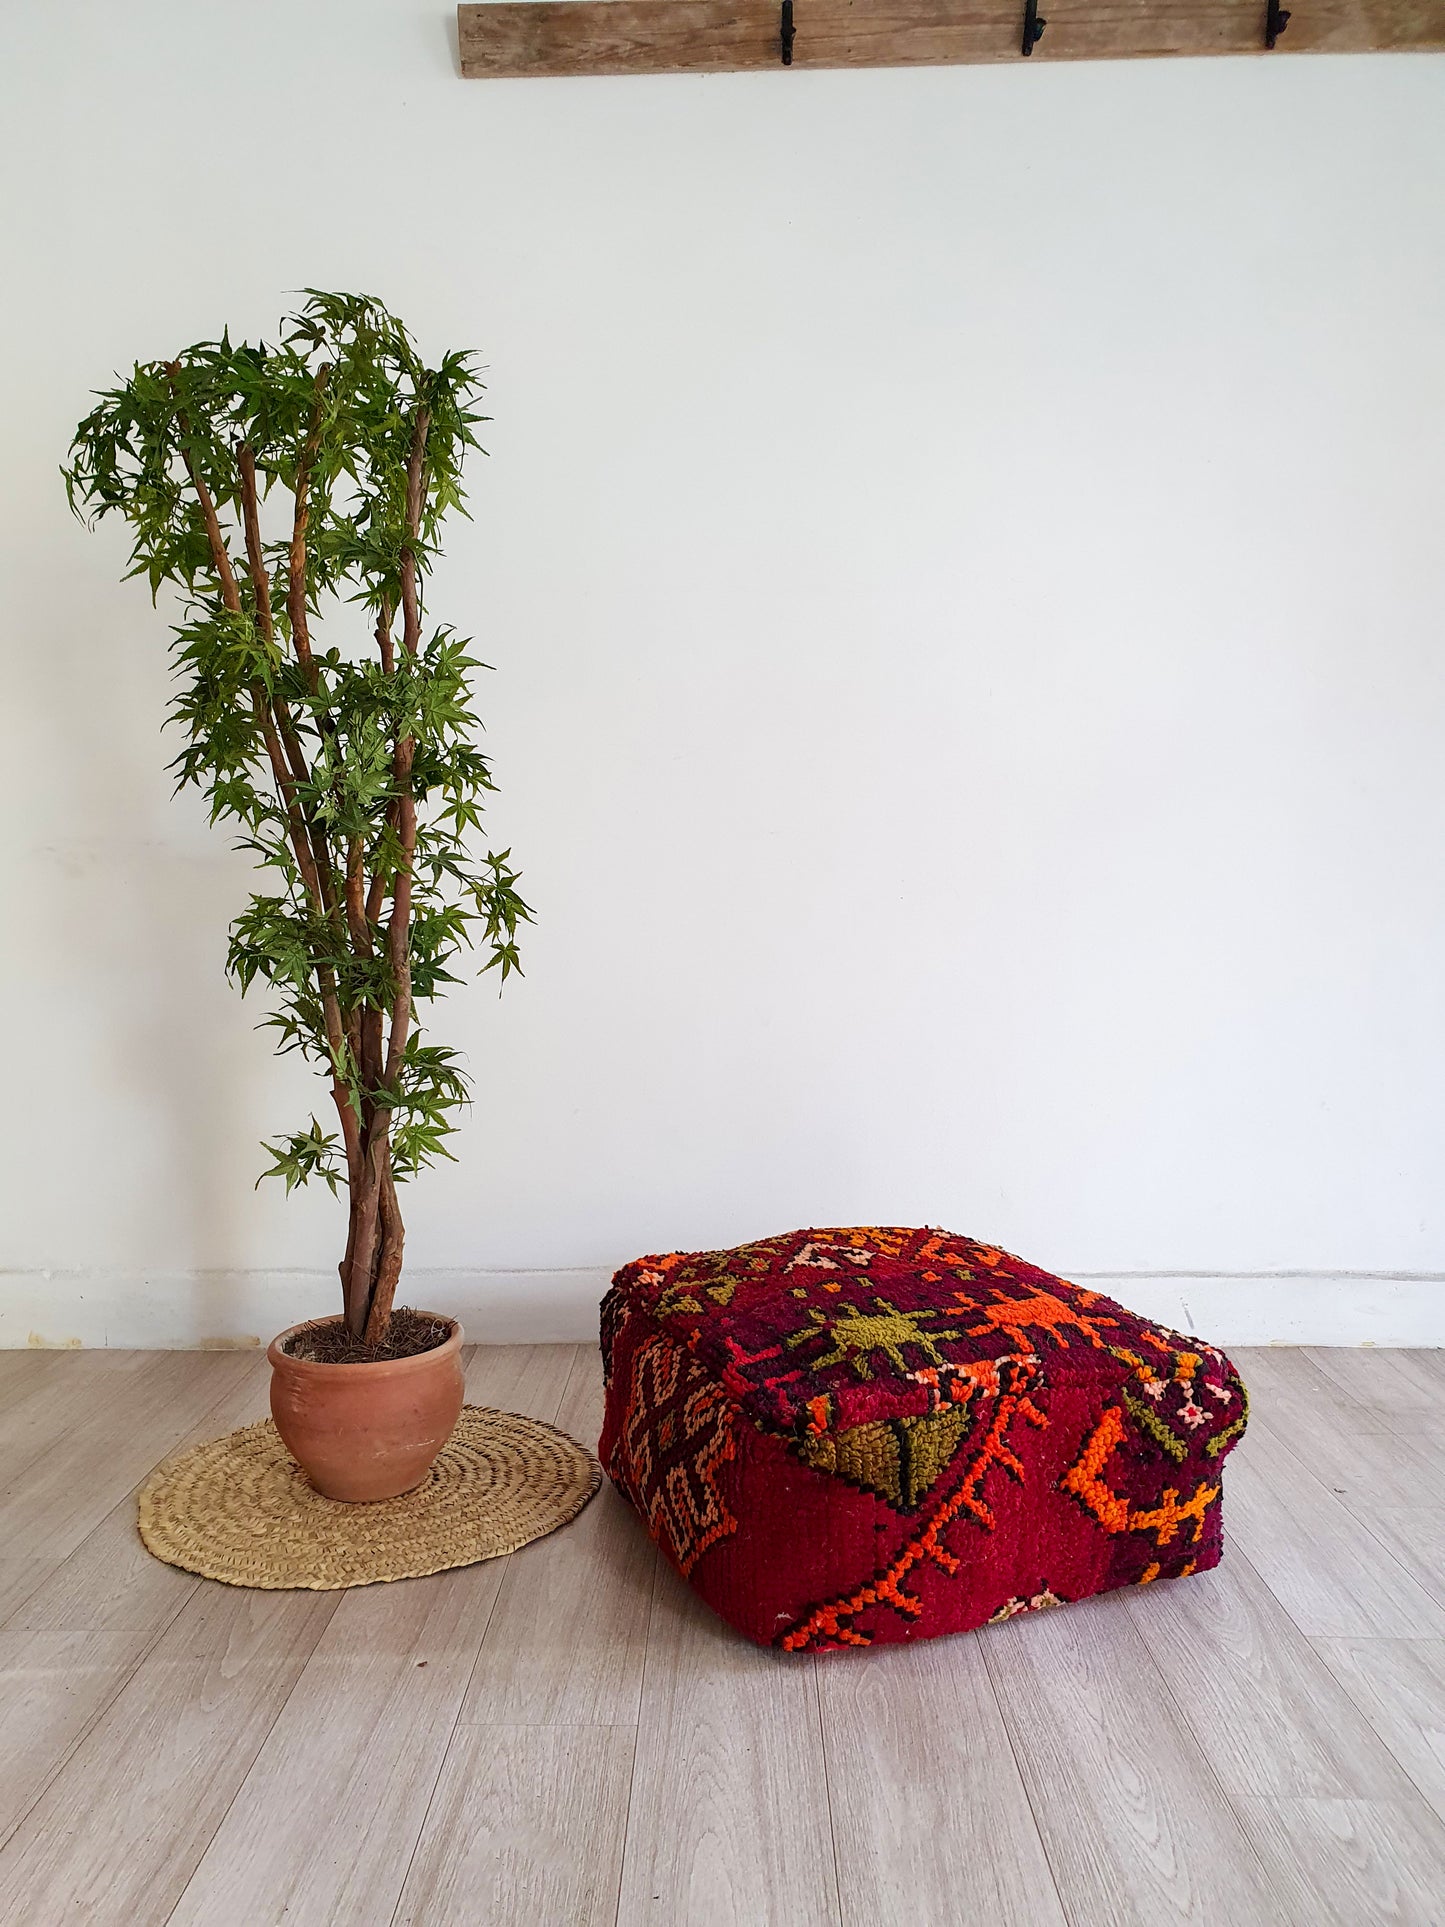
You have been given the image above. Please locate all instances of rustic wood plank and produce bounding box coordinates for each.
[0,1583,336,1926]
[819,1631,1066,1926]
[459,1345,655,1727]
[458,0,1445,79]
[618,1569,840,1925]
[393,1723,634,1926]
[169,1561,511,1927]
[1125,1555,1420,1798]
[1312,1638,1445,1825]
[982,1589,1293,1923]
[1231,1794,1445,1925]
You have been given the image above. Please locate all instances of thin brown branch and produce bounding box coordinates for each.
[383,773,417,1087]
[375,596,396,677]
[399,408,430,661]
[266,676,340,927]
[240,444,317,808]
[170,376,358,1197]
[287,365,331,694]
[381,406,432,1089]
[346,834,385,1115]
[239,452,337,913]
[167,367,242,617]
[248,692,327,909]
[172,396,321,915]
[364,801,397,929]
[327,1001,363,1188]
[236,444,277,647]
[360,600,399,950]
[245,398,346,926]
[344,836,373,957]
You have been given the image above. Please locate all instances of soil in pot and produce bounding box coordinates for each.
[280,1307,453,1365]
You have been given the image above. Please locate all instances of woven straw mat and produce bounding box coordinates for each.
[137,1406,601,1590]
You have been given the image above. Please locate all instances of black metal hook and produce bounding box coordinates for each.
[1265,0,1290,46]
[1022,0,1047,55]
[780,0,795,64]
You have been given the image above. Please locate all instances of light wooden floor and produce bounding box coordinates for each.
[2,1346,1445,1924]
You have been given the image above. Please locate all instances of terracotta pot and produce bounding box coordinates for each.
[268,1315,465,1502]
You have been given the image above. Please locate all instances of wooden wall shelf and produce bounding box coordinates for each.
[458,0,1445,79]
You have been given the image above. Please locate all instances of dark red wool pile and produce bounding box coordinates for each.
[599,1227,1248,1650]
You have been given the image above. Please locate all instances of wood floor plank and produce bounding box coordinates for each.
[1231,1347,1397,1437]
[8,1354,272,1635]
[1248,1414,1445,1517]
[1125,1555,1418,1798]
[1306,1349,1445,1419]
[393,1723,634,1927]
[982,1590,1286,1925]
[0,1349,69,1412]
[617,1569,840,1926]
[0,1351,257,1627]
[1312,1638,1445,1824]
[170,1561,510,1927]
[0,1628,162,1847]
[1,1342,1440,1923]
[819,1632,1065,1927]
[0,1349,55,1391]
[0,1581,336,1926]
[1223,1426,1445,1638]
[464,1342,579,1423]
[460,1345,654,1728]
[1231,1794,1445,1925]
[1340,1508,1445,1613]
[0,1351,156,1483]
[167,1345,584,1923]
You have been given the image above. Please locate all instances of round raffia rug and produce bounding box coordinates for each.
[137,1406,600,1590]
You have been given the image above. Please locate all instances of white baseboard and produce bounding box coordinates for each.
[2,1267,1441,1350]
[1072,1274,1444,1349]
[0,1268,611,1350]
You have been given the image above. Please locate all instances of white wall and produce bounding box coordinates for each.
[2,3,1443,1347]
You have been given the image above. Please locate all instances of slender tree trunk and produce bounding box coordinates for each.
[364,1167,405,1345]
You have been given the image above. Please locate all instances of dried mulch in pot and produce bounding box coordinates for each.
[280,1309,455,1364]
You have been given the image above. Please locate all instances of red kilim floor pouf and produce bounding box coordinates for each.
[599,1227,1249,1650]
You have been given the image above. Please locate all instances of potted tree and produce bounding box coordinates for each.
[66,292,530,1501]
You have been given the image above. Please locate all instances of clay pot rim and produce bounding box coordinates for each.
[267,1312,464,1378]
